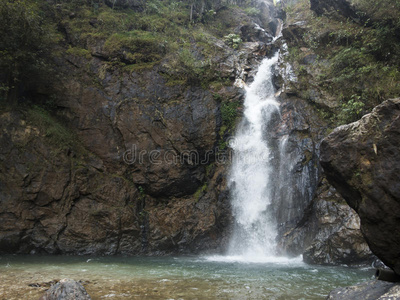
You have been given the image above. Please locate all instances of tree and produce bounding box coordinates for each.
[0,0,58,104]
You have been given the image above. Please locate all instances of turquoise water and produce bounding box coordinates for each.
[0,255,373,299]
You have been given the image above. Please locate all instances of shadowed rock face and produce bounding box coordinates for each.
[320,98,400,274]
[310,0,358,20]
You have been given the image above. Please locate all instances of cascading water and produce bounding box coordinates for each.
[226,53,283,262]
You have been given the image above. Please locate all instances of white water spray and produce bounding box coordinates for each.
[227,53,282,261]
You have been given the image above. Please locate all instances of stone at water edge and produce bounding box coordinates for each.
[326,280,400,300]
[39,278,91,300]
[320,98,400,274]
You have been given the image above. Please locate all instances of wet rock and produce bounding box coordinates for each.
[240,23,273,43]
[272,88,373,265]
[326,280,400,300]
[273,0,375,268]
[320,98,400,274]
[279,178,375,265]
[282,22,307,47]
[302,180,375,265]
[39,278,91,300]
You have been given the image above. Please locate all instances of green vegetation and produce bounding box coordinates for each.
[103,31,164,64]
[0,0,255,105]
[244,7,261,17]
[221,101,241,129]
[66,46,92,59]
[224,33,243,49]
[219,100,241,149]
[283,0,400,126]
[53,0,261,88]
[0,0,265,103]
[337,95,365,124]
[26,105,77,150]
[0,0,59,104]
[193,182,208,200]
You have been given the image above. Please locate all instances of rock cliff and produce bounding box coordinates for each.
[321,99,400,274]
[272,0,376,265]
[0,0,277,255]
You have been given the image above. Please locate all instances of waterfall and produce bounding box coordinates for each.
[227,53,282,262]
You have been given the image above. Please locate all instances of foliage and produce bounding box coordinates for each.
[104,31,164,63]
[337,95,366,125]
[244,7,260,17]
[223,33,242,49]
[351,0,400,24]
[26,106,76,149]
[193,182,207,200]
[221,101,240,129]
[66,46,92,59]
[283,0,400,126]
[0,0,59,103]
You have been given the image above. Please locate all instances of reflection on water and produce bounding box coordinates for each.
[0,255,373,300]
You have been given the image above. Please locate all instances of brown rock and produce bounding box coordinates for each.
[39,278,91,300]
[320,98,400,274]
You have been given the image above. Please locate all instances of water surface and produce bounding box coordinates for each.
[0,255,372,299]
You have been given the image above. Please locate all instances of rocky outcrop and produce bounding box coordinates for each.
[280,179,375,266]
[320,99,400,274]
[39,279,91,300]
[273,6,374,265]
[327,280,400,300]
[310,0,358,21]
[272,39,374,265]
[0,71,233,255]
[302,187,375,265]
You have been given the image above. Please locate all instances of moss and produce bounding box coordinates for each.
[193,182,208,201]
[205,163,214,177]
[66,46,92,59]
[123,61,159,72]
[26,106,76,150]
[103,31,163,63]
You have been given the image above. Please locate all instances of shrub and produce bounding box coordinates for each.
[337,95,365,125]
[244,7,260,17]
[223,33,242,49]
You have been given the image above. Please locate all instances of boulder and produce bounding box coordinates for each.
[302,189,375,266]
[320,98,400,274]
[39,279,91,300]
[326,280,400,300]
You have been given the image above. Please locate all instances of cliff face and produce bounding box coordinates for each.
[271,0,386,265]
[275,0,399,266]
[0,0,277,255]
[321,99,400,274]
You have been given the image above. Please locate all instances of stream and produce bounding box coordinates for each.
[0,255,372,299]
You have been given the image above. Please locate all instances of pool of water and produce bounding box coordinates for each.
[0,255,373,299]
